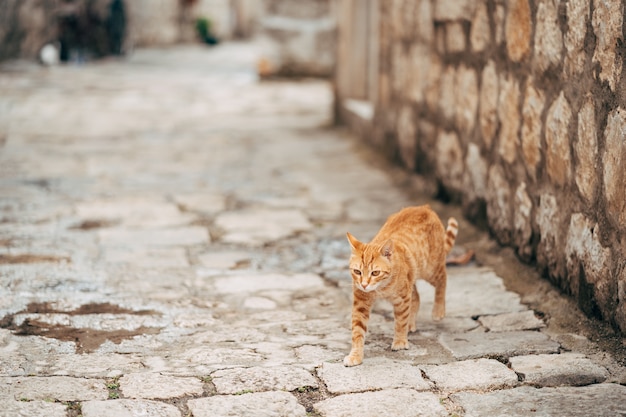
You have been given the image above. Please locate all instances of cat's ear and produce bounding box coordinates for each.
[381,239,393,259]
[346,232,364,252]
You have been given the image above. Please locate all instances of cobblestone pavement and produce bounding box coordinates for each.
[1,42,625,417]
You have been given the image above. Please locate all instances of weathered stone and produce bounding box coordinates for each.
[478,310,545,332]
[479,61,499,149]
[422,358,518,392]
[602,108,626,224]
[513,182,533,260]
[433,0,475,21]
[439,330,560,360]
[446,22,466,52]
[82,399,181,417]
[564,0,590,77]
[435,131,463,190]
[453,384,626,416]
[214,209,312,246]
[521,80,545,180]
[505,0,532,61]
[188,391,306,417]
[315,389,447,417]
[0,376,108,401]
[498,73,521,164]
[510,353,608,387]
[318,358,431,394]
[76,197,191,228]
[409,44,430,104]
[197,251,250,270]
[533,0,563,73]
[2,400,67,417]
[98,227,209,246]
[592,1,624,90]
[486,165,512,244]
[464,143,487,200]
[173,193,226,214]
[416,0,434,42]
[425,54,443,113]
[397,105,417,170]
[545,92,572,186]
[119,373,203,399]
[618,271,626,334]
[470,1,490,52]
[536,193,561,275]
[104,247,188,267]
[494,2,505,45]
[575,98,597,202]
[439,66,456,121]
[211,366,317,394]
[212,273,324,294]
[455,65,478,135]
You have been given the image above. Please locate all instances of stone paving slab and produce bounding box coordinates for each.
[188,391,307,417]
[0,376,108,402]
[98,226,210,246]
[314,389,447,417]
[210,366,317,394]
[318,358,431,394]
[82,399,181,417]
[452,383,626,417]
[119,373,204,399]
[477,310,546,332]
[422,358,518,392]
[0,400,68,417]
[509,353,609,387]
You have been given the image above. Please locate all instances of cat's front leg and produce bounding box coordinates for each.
[391,295,411,350]
[344,289,373,367]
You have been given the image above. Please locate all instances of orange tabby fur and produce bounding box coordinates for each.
[344,205,458,366]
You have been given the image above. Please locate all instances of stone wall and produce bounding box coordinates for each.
[335,0,626,333]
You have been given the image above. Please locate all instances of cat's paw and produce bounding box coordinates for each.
[391,340,409,350]
[432,304,445,321]
[343,354,362,367]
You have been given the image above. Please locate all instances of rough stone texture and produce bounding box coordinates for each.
[422,358,518,392]
[602,108,626,224]
[510,353,608,387]
[498,73,521,164]
[435,131,463,191]
[505,0,532,62]
[446,22,466,53]
[433,0,475,22]
[215,209,312,246]
[478,310,545,332]
[479,61,499,149]
[564,0,590,77]
[455,65,478,135]
[0,376,108,402]
[545,92,572,186]
[464,143,487,201]
[211,366,317,394]
[188,391,307,417]
[453,384,626,416]
[512,182,533,260]
[520,81,544,180]
[397,106,417,170]
[119,373,204,399]
[575,98,598,202]
[82,399,181,417]
[533,0,563,73]
[439,331,560,360]
[1,400,67,417]
[318,359,431,394]
[592,1,624,90]
[486,165,512,244]
[315,389,447,417]
[470,1,490,52]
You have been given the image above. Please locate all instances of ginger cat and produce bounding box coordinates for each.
[344,205,458,366]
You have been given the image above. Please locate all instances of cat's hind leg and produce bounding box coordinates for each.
[408,285,420,332]
[431,265,447,321]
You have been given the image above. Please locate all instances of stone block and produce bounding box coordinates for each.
[438,66,457,121]
[409,44,431,104]
[416,0,434,42]
[439,330,560,360]
[211,366,317,394]
[82,399,181,417]
[478,310,545,332]
[422,358,518,392]
[510,353,608,387]
[119,373,203,399]
[212,273,324,294]
[98,227,209,247]
[0,376,108,402]
[505,0,531,61]
[545,92,572,186]
[173,193,226,215]
[564,0,590,77]
[397,105,417,170]
[602,108,626,224]
[188,391,306,417]
[479,61,499,149]
[486,165,512,244]
[435,131,464,191]
[521,80,545,180]
[446,22,466,52]
[494,2,505,45]
[470,1,490,52]
[433,0,475,22]
[2,400,67,417]
[455,65,478,135]
[592,2,624,90]
[574,98,597,202]
[76,197,192,228]
[452,384,626,416]
[498,73,521,164]
[464,143,487,200]
[533,0,563,73]
[536,193,561,275]
[315,389,447,417]
[513,182,533,260]
[317,358,431,394]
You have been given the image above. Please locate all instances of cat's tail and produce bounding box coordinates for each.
[444,217,458,253]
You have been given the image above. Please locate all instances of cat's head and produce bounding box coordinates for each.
[346,232,393,292]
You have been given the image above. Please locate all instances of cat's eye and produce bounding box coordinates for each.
[352,269,362,276]
[371,270,380,277]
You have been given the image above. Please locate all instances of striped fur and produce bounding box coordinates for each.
[344,205,457,367]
